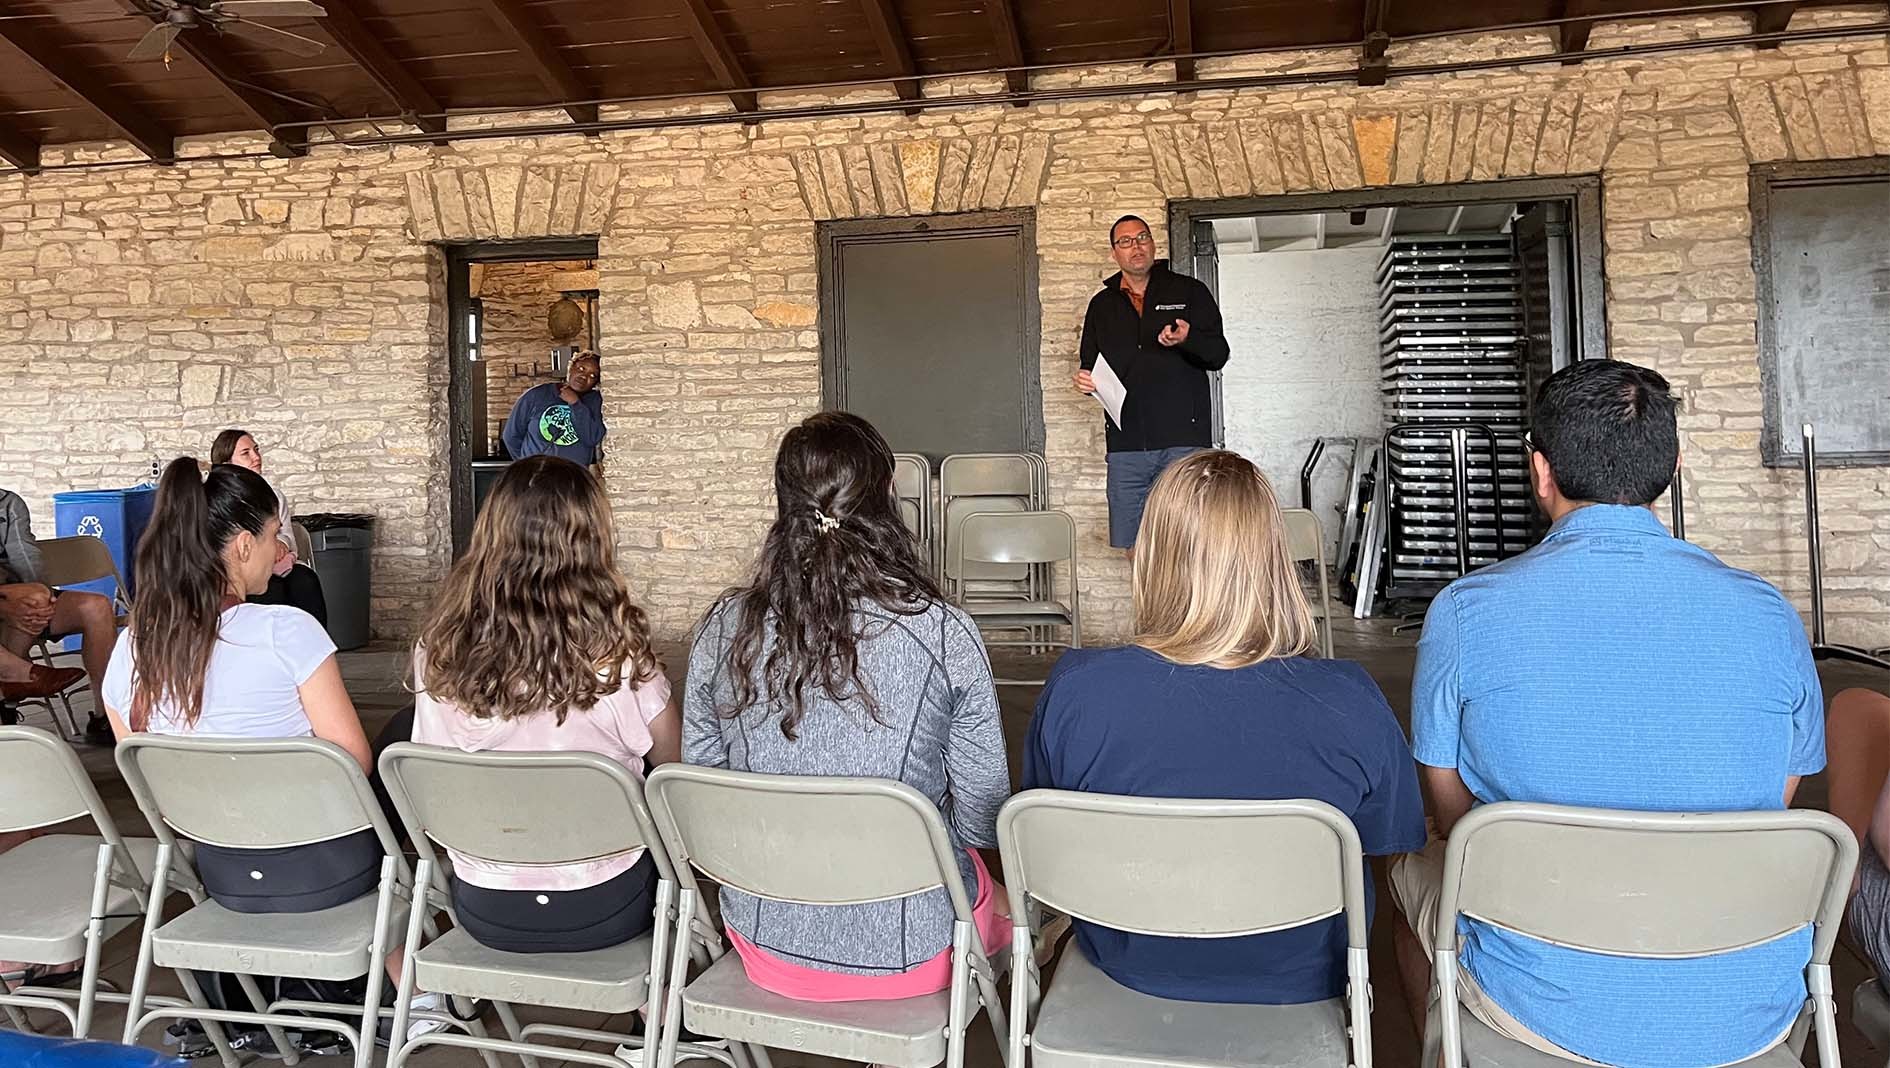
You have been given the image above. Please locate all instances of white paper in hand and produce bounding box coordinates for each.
[1090,354,1128,430]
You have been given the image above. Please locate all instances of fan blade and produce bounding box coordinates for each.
[217,1,328,16]
[127,22,184,61]
[219,16,327,56]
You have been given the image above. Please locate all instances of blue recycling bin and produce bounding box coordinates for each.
[0,1031,183,1066]
[51,486,155,650]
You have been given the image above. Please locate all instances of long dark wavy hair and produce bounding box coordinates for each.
[128,458,278,731]
[416,455,660,724]
[715,411,940,740]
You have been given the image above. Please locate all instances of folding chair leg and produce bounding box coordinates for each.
[234,972,302,1066]
[1,1001,33,1033]
[454,1009,505,1068]
[354,857,397,1068]
[387,860,429,1063]
[73,843,115,1037]
[171,969,242,1068]
[489,1000,541,1068]
[655,886,698,1068]
[946,921,971,1068]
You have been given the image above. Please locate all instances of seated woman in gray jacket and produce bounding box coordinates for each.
[684,411,1010,1001]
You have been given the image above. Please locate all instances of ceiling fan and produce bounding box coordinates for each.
[128,0,329,63]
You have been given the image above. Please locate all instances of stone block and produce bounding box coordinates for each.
[898,140,941,214]
[648,281,703,330]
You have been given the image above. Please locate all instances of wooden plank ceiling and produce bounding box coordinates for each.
[0,0,1845,171]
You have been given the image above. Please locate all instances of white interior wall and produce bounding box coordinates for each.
[1218,245,1385,553]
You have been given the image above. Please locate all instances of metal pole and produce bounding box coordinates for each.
[1802,423,1825,646]
[1449,428,1471,578]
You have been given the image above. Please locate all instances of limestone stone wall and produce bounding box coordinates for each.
[0,7,1885,646]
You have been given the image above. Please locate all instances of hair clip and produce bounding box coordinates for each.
[812,509,841,535]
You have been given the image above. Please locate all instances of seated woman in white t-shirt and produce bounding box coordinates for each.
[411,454,680,954]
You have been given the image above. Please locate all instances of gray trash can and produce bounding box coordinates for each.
[298,513,374,651]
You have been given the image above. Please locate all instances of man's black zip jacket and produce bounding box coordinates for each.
[1077,260,1230,454]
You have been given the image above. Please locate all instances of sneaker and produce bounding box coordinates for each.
[0,665,83,701]
[82,715,115,747]
[376,990,452,1047]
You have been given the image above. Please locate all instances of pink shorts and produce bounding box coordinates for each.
[725,851,1009,1002]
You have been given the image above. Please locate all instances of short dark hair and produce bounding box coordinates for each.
[1109,215,1149,242]
[1532,359,1678,506]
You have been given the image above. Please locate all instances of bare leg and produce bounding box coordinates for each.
[1394,906,1432,1036]
[47,591,114,701]
[1827,689,1890,848]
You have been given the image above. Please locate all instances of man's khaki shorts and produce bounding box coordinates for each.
[1390,842,1609,1064]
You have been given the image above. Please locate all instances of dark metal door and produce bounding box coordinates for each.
[821,214,1042,464]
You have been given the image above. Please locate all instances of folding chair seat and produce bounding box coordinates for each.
[1422,804,1857,1068]
[377,743,734,1068]
[645,765,1008,1068]
[0,726,181,1040]
[999,791,1372,1068]
[1281,507,1334,658]
[115,735,417,1068]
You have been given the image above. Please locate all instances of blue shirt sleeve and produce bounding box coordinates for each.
[569,389,607,449]
[1410,587,1464,769]
[1784,612,1826,777]
[501,386,533,458]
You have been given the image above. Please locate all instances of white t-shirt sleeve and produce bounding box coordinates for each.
[101,629,135,716]
[267,607,338,685]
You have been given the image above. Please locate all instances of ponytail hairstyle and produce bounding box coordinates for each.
[715,411,940,740]
[127,458,278,731]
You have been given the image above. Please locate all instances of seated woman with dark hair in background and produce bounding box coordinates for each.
[1024,449,1426,1005]
[210,429,327,626]
[684,411,1011,1002]
[410,454,681,954]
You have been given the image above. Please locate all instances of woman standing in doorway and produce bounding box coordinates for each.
[211,429,328,626]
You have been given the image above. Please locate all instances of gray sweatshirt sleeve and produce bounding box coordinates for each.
[0,491,45,585]
[683,604,732,769]
[939,610,1010,849]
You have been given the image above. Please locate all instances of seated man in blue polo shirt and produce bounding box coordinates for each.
[1393,359,1824,1068]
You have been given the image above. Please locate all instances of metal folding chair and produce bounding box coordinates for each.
[18,536,130,737]
[0,726,187,1040]
[951,511,1080,684]
[644,764,1008,1068]
[998,790,1372,1068]
[941,453,1042,599]
[893,453,934,570]
[115,735,420,1068]
[377,742,738,1068]
[1281,507,1335,659]
[1425,803,1856,1068]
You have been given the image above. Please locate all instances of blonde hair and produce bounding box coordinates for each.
[416,455,659,723]
[1131,450,1317,668]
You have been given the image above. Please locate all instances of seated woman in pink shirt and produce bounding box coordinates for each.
[410,455,679,953]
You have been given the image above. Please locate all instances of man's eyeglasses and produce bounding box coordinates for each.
[1111,232,1154,249]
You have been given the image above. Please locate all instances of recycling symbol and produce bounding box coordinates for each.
[76,515,105,538]
[538,404,580,447]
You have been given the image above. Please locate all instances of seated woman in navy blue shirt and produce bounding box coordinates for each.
[1023,449,1425,1004]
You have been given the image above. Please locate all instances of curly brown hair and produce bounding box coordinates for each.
[415,455,658,723]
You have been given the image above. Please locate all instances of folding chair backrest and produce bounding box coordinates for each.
[0,725,114,835]
[116,735,397,854]
[892,454,929,504]
[291,522,314,564]
[1440,803,1856,960]
[998,791,1366,943]
[1281,508,1324,566]
[941,454,1036,503]
[35,535,127,595]
[943,496,1027,584]
[955,511,1076,569]
[644,765,972,914]
[378,743,670,878]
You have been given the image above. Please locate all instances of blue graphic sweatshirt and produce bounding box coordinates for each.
[501,382,606,466]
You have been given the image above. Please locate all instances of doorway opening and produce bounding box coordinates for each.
[1169,177,1605,613]
[818,211,1044,465]
[445,238,600,555]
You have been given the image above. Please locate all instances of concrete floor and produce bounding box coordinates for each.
[11,613,1890,1067]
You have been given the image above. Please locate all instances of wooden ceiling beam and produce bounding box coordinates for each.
[468,0,599,125]
[0,16,175,163]
[676,0,759,113]
[1754,3,1800,46]
[112,0,301,158]
[318,0,446,135]
[984,0,1028,104]
[860,0,922,112]
[0,123,42,174]
[1169,0,1195,82]
[1358,0,1390,86]
[1557,1,1597,64]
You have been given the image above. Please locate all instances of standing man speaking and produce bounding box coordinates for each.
[1074,215,1230,550]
